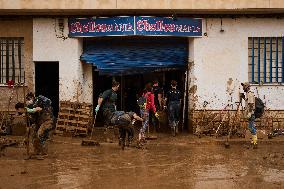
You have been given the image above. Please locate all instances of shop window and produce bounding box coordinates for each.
[248,37,284,84]
[0,38,24,84]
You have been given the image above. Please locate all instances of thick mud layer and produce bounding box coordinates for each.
[0,135,283,189]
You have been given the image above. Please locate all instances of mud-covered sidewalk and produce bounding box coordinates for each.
[0,134,284,189]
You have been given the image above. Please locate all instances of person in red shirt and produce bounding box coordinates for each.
[139,83,159,142]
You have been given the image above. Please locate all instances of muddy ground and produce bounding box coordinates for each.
[0,134,283,189]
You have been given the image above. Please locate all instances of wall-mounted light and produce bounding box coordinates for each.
[203,18,208,37]
[171,14,177,21]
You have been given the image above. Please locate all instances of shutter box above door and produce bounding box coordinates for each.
[81,37,189,75]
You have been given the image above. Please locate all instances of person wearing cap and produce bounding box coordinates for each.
[241,82,257,148]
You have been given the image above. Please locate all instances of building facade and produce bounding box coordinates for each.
[1,0,284,131]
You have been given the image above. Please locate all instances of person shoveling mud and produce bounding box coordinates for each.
[240,82,264,149]
[107,111,143,150]
[82,110,143,150]
[15,92,54,160]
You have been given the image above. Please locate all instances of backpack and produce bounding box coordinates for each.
[111,111,132,128]
[35,95,52,111]
[137,93,148,110]
[254,97,265,118]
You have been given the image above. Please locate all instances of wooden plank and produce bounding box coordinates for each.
[76,114,90,119]
[77,121,89,125]
[58,112,72,117]
[57,118,66,122]
[75,127,88,131]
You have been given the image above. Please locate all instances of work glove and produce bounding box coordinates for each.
[95,105,100,113]
[246,112,252,119]
[155,112,159,119]
[35,107,42,112]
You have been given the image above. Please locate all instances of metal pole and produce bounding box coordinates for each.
[270,37,273,82]
[182,69,188,131]
[264,37,267,83]
[258,38,261,83]
[252,37,254,82]
[276,37,278,82]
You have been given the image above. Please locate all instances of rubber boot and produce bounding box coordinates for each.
[121,138,126,150]
[251,135,258,149]
[41,143,48,157]
[170,121,176,137]
[35,145,45,160]
[175,121,179,134]
[127,137,133,147]
[32,138,41,158]
[171,127,176,137]
[119,138,123,146]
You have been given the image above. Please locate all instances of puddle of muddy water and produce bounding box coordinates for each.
[259,168,284,182]
[1,138,284,189]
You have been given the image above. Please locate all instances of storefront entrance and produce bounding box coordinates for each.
[83,37,189,130]
[93,70,188,131]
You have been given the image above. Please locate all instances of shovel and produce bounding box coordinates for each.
[81,114,100,146]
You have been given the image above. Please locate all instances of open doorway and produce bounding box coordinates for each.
[93,69,188,131]
[35,62,59,117]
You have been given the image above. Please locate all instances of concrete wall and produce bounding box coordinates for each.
[33,18,93,103]
[33,17,284,110]
[0,18,33,111]
[192,18,284,110]
[1,0,284,13]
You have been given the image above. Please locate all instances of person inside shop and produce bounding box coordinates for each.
[138,83,159,143]
[164,80,181,137]
[152,80,163,131]
[95,80,128,145]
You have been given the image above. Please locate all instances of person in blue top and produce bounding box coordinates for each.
[164,80,181,137]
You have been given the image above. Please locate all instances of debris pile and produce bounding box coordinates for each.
[268,129,284,139]
[55,101,93,136]
[194,109,247,138]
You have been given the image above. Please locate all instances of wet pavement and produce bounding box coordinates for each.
[0,135,283,189]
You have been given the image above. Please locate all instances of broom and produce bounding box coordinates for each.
[81,114,100,146]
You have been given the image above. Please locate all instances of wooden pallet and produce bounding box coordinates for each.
[55,101,93,136]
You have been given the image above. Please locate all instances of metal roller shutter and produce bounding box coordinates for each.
[81,37,189,75]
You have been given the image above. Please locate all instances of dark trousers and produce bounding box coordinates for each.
[149,110,158,131]
[119,127,134,146]
[168,101,181,128]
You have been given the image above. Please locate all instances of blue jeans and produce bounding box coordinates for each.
[168,101,181,128]
[140,109,149,134]
[248,114,257,135]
